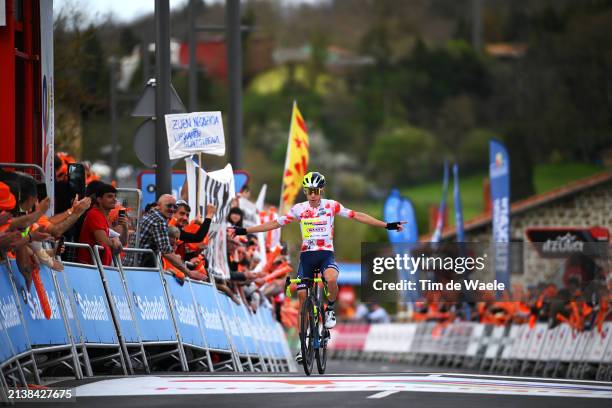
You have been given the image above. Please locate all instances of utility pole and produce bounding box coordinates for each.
[109,57,118,181]
[155,0,172,197]
[188,0,198,112]
[226,0,242,169]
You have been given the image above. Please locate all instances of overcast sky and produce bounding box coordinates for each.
[53,0,322,24]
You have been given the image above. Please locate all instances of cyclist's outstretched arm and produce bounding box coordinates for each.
[245,220,282,234]
[353,212,406,231]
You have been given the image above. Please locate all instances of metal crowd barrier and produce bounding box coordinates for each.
[0,245,294,390]
[328,321,612,381]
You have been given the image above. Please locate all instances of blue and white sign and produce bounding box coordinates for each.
[164,274,205,348]
[190,282,230,351]
[165,111,225,159]
[0,262,30,355]
[63,264,118,344]
[103,267,140,343]
[10,261,70,346]
[124,268,176,342]
[489,139,511,290]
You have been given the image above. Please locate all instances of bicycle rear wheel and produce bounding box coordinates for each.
[315,303,328,374]
[300,296,316,375]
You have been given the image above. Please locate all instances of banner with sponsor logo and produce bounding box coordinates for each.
[0,262,30,355]
[62,264,117,344]
[165,112,225,159]
[489,140,511,289]
[526,227,610,258]
[431,161,449,243]
[10,261,70,346]
[123,268,176,342]
[40,1,54,213]
[198,164,235,280]
[102,266,140,343]
[163,273,205,348]
[189,281,230,351]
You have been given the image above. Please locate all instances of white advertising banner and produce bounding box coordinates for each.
[165,111,225,159]
[40,1,54,213]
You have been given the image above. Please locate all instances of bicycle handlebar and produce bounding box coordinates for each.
[284,277,325,297]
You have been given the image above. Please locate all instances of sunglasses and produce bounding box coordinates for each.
[165,203,178,210]
[304,188,322,196]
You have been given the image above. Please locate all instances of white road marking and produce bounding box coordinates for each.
[367,390,399,399]
[73,374,612,399]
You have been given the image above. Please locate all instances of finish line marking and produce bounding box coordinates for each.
[367,390,399,399]
[73,375,612,399]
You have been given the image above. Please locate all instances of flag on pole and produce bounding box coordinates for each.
[453,163,465,242]
[279,101,309,215]
[489,139,511,291]
[431,161,449,243]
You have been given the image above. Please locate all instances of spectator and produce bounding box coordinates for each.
[227,207,244,227]
[0,182,20,251]
[76,183,122,266]
[137,194,190,276]
[68,180,104,243]
[170,200,216,260]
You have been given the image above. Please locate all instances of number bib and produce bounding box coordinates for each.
[300,217,330,240]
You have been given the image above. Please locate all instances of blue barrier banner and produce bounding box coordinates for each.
[258,306,279,358]
[55,269,79,343]
[222,295,247,355]
[10,261,70,346]
[189,282,229,351]
[236,304,258,356]
[163,274,205,348]
[0,321,13,363]
[102,267,140,343]
[0,262,29,356]
[63,264,118,344]
[123,268,176,342]
[265,307,285,359]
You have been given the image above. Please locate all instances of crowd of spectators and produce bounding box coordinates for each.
[6,154,606,330]
[0,153,295,323]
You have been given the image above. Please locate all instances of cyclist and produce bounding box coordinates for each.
[232,171,405,362]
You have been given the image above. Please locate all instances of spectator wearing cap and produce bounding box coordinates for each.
[137,194,190,276]
[76,183,122,266]
[0,182,19,251]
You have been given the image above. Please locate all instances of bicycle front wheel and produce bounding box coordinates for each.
[315,304,328,374]
[300,296,316,376]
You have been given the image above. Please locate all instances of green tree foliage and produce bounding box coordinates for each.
[369,125,440,186]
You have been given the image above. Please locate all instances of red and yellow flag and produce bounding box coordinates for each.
[279,102,309,214]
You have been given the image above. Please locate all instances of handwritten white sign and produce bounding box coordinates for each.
[164,111,225,159]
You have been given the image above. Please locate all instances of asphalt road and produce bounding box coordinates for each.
[11,359,612,408]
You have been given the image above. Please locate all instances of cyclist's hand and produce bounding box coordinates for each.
[385,221,407,231]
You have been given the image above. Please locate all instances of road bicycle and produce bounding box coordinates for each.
[285,273,330,375]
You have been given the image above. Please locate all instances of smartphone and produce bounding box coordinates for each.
[118,209,126,217]
[68,163,86,199]
[36,182,48,201]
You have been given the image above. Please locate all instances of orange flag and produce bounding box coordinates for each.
[279,101,309,215]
